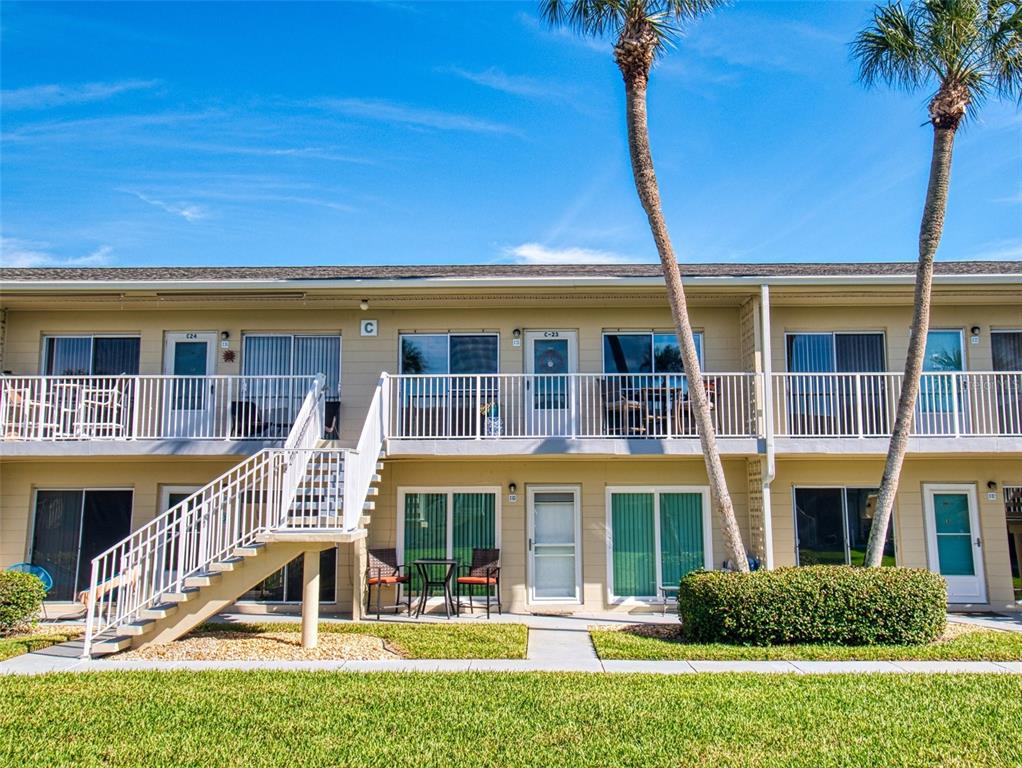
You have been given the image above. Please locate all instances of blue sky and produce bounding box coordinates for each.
[1,0,1019,268]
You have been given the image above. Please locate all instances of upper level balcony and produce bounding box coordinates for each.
[382,371,1022,457]
[3,371,1019,458]
[0,374,323,456]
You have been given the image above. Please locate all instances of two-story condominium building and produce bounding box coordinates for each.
[1,262,1020,651]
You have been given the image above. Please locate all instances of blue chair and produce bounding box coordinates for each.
[5,563,54,620]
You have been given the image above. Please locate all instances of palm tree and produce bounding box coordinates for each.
[853,0,1022,567]
[541,0,750,571]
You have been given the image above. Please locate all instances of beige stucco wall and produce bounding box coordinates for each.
[770,304,1022,372]
[0,458,236,570]
[337,457,751,613]
[771,456,1021,608]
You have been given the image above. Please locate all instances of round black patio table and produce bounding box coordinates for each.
[413,558,458,619]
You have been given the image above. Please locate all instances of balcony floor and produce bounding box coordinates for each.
[0,439,282,459]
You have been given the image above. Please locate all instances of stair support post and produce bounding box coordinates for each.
[301,550,320,649]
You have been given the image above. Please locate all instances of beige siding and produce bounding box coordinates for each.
[0,458,236,570]
[350,457,750,613]
[771,456,1020,608]
[770,304,1022,372]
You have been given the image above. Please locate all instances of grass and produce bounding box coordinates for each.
[194,621,528,659]
[590,623,1022,661]
[0,672,1019,767]
[0,628,80,661]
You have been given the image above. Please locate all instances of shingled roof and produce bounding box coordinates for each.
[1,261,1020,282]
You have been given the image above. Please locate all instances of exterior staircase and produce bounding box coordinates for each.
[83,375,390,657]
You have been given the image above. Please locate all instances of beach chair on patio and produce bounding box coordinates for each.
[455,548,501,619]
[365,548,411,619]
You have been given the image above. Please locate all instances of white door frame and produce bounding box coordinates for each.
[604,486,712,604]
[524,330,578,435]
[923,483,986,603]
[526,484,582,604]
[163,332,218,435]
[160,485,202,513]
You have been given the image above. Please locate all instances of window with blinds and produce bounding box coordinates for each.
[241,334,341,398]
[608,489,708,599]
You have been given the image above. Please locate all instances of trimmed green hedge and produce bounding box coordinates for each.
[0,572,47,635]
[677,567,946,646]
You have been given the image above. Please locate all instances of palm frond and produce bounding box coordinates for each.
[852,2,926,89]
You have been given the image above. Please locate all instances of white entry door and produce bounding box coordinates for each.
[525,331,577,436]
[924,484,986,603]
[528,486,581,602]
[163,332,218,436]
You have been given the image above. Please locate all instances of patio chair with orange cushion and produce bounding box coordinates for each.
[365,548,411,619]
[455,548,501,619]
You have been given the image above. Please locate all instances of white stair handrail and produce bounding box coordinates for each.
[82,376,329,657]
[341,374,389,530]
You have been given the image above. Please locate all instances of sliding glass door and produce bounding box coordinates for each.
[607,488,710,601]
[31,489,133,600]
[785,332,886,435]
[794,486,895,567]
[399,488,499,591]
[993,331,1022,435]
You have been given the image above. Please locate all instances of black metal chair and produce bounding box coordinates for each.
[365,548,411,619]
[455,548,501,619]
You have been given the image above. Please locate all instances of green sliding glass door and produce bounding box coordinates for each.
[610,490,706,599]
[401,490,497,590]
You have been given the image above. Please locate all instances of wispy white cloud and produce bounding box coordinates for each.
[312,98,516,135]
[442,66,566,100]
[503,242,644,265]
[1,79,160,110]
[1,237,114,267]
[126,190,209,222]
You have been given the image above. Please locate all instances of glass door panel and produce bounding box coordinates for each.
[924,485,985,602]
[529,490,579,600]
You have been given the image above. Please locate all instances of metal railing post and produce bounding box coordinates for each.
[854,374,864,438]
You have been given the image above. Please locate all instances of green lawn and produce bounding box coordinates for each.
[0,629,80,661]
[1,672,1019,767]
[197,621,528,659]
[590,624,1022,661]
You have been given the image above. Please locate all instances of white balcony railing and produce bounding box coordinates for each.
[0,375,319,441]
[385,373,760,439]
[772,372,1022,438]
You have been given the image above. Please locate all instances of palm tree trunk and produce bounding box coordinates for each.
[623,76,749,572]
[864,124,957,567]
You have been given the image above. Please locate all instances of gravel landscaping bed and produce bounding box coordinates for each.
[114,629,402,661]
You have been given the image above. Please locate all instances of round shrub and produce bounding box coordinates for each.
[0,571,47,635]
[677,566,947,646]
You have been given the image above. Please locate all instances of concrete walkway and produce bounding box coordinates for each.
[2,610,1020,676]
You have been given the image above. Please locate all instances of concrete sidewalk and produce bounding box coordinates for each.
[2,610,1020,676]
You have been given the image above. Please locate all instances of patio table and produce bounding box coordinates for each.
[413,558,458,619]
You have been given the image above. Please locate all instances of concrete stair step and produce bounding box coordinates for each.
[359,515,371,527]
[93,635,132,654]
[119,619,156,637]
[366,487,379,497]
[376,461,385,472]
[370,474,382,484]
[140,603,179,620]
[209,557,244,573]
[363,501,375,511]
[233,543,266,558]
[164,587,201,603]
[184,572,222,588]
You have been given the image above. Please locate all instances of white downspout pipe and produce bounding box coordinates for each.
[760,284,776,570]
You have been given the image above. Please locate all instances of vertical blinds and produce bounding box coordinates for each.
[786,333,885,372]
[44,337,140,376]
[611,493,656,597]
[242,335,341,396]
[402,491,497,589]
[610,491,705,598]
